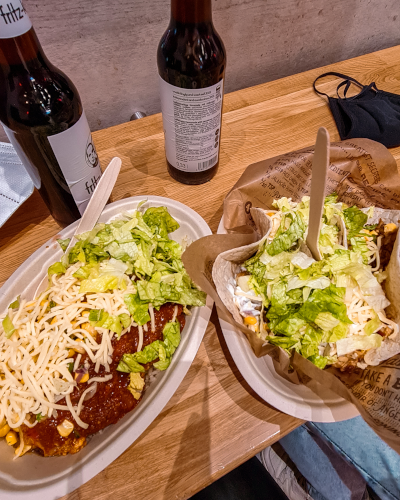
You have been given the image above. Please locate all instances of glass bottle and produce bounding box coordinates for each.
[157,0,226,185]
[0,1,102,227]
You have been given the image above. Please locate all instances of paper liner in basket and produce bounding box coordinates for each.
[182,138,400,452]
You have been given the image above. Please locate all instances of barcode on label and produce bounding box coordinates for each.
[197,155,218,171]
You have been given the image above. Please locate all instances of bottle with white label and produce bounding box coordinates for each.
[0,1,102,227]
[157,0,226,185]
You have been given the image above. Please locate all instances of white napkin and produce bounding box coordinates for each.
[0,142,34,227]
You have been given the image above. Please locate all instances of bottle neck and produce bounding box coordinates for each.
[0,28,46,67]
[171,0,212,24]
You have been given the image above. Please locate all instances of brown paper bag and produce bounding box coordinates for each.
[183,138,400,453]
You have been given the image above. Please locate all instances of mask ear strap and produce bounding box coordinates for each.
[313,72,364,98]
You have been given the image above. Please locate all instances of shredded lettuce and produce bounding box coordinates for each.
[8,296,20,310]
[79,275,119,294]
[48,262,66,276]
[117,321,181,373]
[88,308,131,337]
[343,206,368,238]
[2,314,15,338]
[57,238,70,252]
[143,206,180,238]
[124,292,151,325]
[88,309,103,322]
[336,333,382,356]
[363,312,381,336]
[319,223,339,255]
[241,194,391,370]
[286,276,330,292]
[68,240,109,265]
[299,285,352,325]
[337,261,389,311]
[350,236,370,264]
[291,252,315,270]
[266,212,306,256]
[307,355,335,370]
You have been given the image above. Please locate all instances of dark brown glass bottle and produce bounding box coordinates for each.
[0,2,102,227]
[157,0,226,185]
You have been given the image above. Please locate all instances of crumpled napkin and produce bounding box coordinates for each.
[0,142,34,227]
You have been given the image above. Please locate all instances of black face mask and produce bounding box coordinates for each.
[313,72,400,148]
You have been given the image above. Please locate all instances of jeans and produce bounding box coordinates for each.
[279,417,400,500]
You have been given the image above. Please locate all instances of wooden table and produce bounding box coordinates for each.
[2,45,400,500]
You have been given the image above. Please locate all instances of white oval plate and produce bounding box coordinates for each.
[0,196,213,499]
[217,216,359,422]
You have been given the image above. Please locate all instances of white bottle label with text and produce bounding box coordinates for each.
[159,77,223,173]
[48,111,102,214]
[0,0,32,39]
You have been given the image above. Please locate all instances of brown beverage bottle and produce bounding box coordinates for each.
[0,1,102,227]
[157,0,226,185]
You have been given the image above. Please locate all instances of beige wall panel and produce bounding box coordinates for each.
[2,0,399,141]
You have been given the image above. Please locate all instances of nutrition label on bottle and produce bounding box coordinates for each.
[48,111,102,214]
[159,77,224,172]
[0,0,32,39]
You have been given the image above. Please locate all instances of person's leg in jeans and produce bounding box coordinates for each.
[278,423,369,500]
[306,418,400,500]
[274,416,400,500]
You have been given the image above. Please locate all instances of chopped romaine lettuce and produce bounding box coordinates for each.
[266,212,306,256]
[336,333,382,357]
[117,321,181,373]
[286,275,330,292]
[299,285,352,325]
[350,236,369,264]
[48,262,66,276]
[343,206,368,238]
[291,252,315,269]
[57,238,70,252]
[79,275,119,294]
[314,312,340,332]
[8,296,20,310]
[319,223,339,255]
[2,314,15,338]
[88,308,103,322]
[240,194,391,370]
[363,312,381,336]
[143,206,180,238]
[124,293,150,326]
[88,309,128,337]
[307,355,335,369]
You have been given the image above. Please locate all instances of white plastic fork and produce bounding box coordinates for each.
[306,127,330,261]
[35,156,122,297]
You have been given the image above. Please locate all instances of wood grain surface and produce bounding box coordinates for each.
[2,46,400,499]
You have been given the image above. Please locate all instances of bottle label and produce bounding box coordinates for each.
[0,0,32,39]
[48,111,102,215]
[159,76,224,173]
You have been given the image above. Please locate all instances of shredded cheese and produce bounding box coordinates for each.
[137,325,143,353]
[171,306,178,323]
[87,374,113,385]
[0,262,136,430]
[149,304,155,332]
[76,383,97,417]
